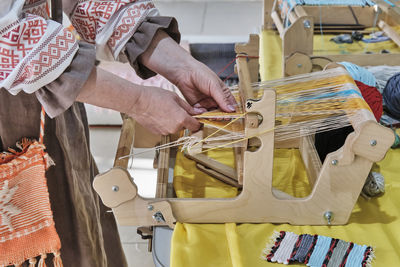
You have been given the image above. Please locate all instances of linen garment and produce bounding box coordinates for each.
[0,0,180,266]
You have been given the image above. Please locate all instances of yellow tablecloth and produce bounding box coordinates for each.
[171,148,400,267]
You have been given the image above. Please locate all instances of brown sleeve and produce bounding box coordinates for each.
[35,42,96,118]
[124,16,181,79]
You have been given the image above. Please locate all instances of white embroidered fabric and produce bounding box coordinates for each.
[0,0,79,95]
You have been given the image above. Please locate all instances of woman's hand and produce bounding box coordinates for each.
[139,30,238,113]
[77,68,201,135]
[173,60,237,113]
[128,86,202,135]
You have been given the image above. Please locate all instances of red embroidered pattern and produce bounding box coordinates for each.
[12,27,78,86]
[71,0,156,58]
[107,2,155,50]
[0,15,47,81]
[23,0,49,19]
[72,0,133,43]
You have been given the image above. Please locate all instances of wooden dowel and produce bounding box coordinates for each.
[378,20,400,47]
[114,114,135,168]
[271,11,284,35]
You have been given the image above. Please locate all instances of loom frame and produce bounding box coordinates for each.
[263,0,400,76]
[92,36,394,228]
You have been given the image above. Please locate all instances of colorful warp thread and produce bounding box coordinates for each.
[262,231,374,267]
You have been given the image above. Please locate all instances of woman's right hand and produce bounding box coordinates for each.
[128,86,202,135]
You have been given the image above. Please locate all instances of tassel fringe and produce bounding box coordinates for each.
[0,138,34,164]
[53,251,63,267]
[38,253,47,267]
[261,231,281,259]
[29,257,37,267]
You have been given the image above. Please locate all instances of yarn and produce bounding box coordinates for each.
[383,73,400,119]
[340,62,376,87]
[355,80,383,121]
[362,171,385,197]
[365,66,400,94]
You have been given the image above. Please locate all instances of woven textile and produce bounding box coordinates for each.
[262,231,374,267]
[0,141,60,266]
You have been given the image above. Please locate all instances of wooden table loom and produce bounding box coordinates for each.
[263,0,400,77]
[93,40,395,227]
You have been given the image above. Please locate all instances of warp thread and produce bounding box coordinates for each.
[383,73,400,119]
[340,62,376,87]
[262,231,374,267]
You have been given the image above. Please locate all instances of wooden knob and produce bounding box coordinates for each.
[93,167,137,208]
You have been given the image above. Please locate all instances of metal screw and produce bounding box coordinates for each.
[303,20,311,29]
[112,185,119,192]
[152,211,165,223]
[297,64,303,68]
[147,205,154,211]
[324,211,333,225]
[370,140,377,146]
[331,159,338,166]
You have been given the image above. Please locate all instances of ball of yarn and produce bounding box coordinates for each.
[355,81,383,121]
[383,73,400,119]
[340,61,376,87]
[365,66,400,94]
[362,171,385,197]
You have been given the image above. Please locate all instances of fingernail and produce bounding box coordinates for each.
[228,105,236,112]
[194,107,206,114]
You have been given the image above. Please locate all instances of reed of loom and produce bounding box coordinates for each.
[92,37,394,227]
[264,0,400,77]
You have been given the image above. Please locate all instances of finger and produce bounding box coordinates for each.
[209,81,237,112]
[197,97,218,110]
[193,103,208,114]
[222,82,239,107]
[177,97,203,115]
[183,115,201,132]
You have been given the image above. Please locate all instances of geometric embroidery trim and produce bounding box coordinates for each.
[71,0,157,60]
[0,10,78,95]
